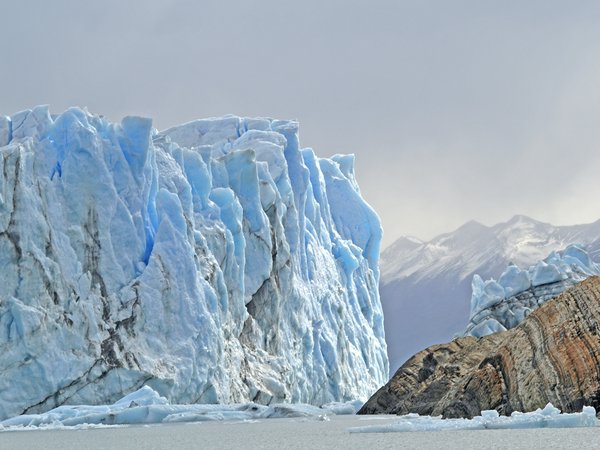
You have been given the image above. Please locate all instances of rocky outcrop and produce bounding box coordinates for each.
[360,276,600,418]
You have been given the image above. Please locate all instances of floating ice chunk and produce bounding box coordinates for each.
[350,414,479,433]
[162,410,253,423]
[321,400,364,415]
[0,386,363,430]
[480,409,499,419]
[540,402,561,416]
[262,404,330,418]
[349,403,598,433]
[582,405,596,416]
[111,385,168,407]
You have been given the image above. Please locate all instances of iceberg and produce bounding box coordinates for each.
[0,385,359,429]
[465,244,600,337]
[349,403,598,433]
[0,106,387,421]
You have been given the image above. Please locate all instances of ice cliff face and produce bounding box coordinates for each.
[465,244,600,337]
[0,106,387,420]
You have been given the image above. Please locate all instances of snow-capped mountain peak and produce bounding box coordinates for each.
[381,214,600,374]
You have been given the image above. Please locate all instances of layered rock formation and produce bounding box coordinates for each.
[360,276,600,418]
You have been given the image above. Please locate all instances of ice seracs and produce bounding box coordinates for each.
[466,244,600,337]
[0,106,387,421]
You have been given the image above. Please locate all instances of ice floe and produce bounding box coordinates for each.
[0,386,360,430]
[349,403,598,433]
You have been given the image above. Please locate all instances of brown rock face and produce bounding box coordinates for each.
[360,276,600,418]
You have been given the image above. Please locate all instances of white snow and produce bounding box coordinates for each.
[0,386,359,430]
[0,106,387,421]
[349,403,598,433]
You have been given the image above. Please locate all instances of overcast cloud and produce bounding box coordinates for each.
[2,0,600,247]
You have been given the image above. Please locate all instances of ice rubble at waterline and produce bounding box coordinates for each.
[350,403,599,433]
[2,386,597,433]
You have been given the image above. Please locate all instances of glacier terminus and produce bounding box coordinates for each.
[0,106,388,421]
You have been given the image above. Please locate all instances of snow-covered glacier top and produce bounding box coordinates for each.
[0,106,387,421]
[465,244,599,337]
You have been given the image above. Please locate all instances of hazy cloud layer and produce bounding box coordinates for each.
[3,0,600,247]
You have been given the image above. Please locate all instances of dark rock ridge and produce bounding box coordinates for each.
[360,276,600,418]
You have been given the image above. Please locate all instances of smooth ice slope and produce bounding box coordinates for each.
[0,106,387,421]
[465,244,600,337]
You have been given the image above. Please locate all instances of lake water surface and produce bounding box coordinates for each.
[2,414,600,449]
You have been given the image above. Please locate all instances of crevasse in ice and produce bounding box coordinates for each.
[0,106,387,420]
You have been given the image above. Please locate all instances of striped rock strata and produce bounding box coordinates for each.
[360,276,600,418]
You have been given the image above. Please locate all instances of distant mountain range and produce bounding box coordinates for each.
[381,215,600,374]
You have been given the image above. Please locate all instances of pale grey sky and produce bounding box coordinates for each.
[3,0,600,247]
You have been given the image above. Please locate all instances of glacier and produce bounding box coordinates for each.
[0,106,387,421]
[465,244,600,337]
